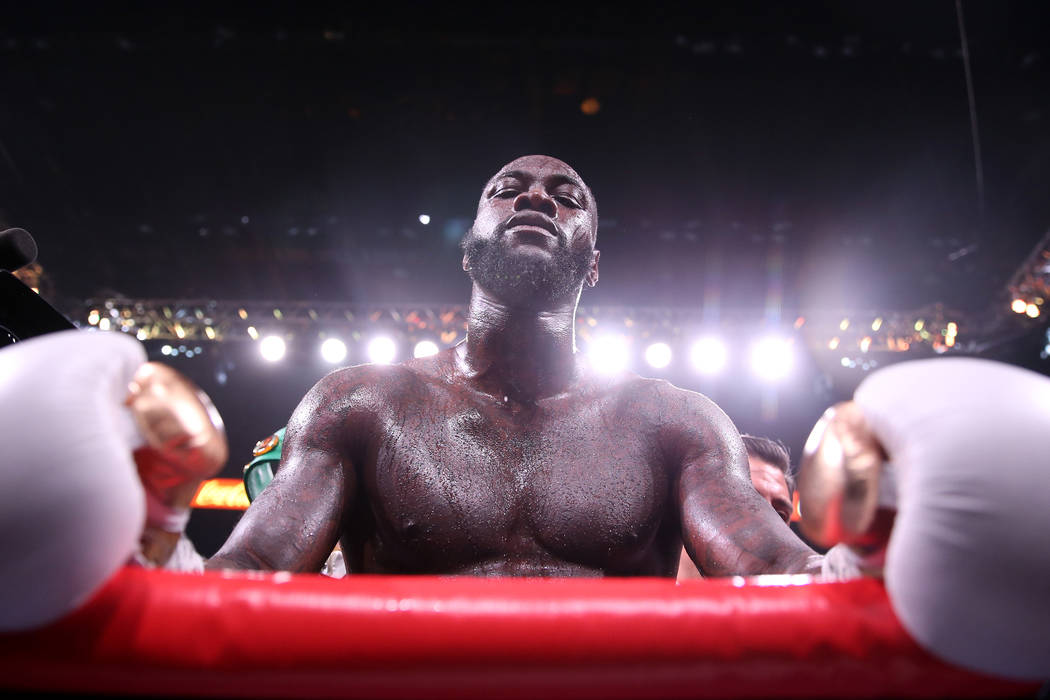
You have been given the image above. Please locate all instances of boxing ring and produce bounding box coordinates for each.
[0,568,1037,699]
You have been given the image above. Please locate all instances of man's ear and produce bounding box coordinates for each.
[462,253,471,272]
[586,249,600,287]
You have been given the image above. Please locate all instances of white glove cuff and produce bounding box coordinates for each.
[144,488,191,533]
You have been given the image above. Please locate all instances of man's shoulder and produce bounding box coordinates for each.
[309,350,454,406]
[311,359,438,403]
[603,373,722,422]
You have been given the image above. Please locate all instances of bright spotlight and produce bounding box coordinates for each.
[1026,303,1040,318]
[320,338,347,364]
[1011,299,1028,314]
[689,337,727,375]
[588,334,630,374]
[418,214,431,225]
[644,342,672,369]
[260,335,286,362]
[414,340,439,358]
[750,336,793,381]
[367,336,397,364]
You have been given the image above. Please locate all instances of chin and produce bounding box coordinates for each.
[466,237,590,308]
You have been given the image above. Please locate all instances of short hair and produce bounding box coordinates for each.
[741,434,794,495]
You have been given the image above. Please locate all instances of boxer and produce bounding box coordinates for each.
[208,155,822,578]
[0,330,226,630]
[799,358,1050,681]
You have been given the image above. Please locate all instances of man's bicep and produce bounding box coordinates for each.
[671,393,816,577]
[678,457,799,576]
[207,373,360,572]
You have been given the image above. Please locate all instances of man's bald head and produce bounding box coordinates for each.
[486,155,588,191]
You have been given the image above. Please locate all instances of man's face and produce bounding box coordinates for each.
[462,155,599,309]
[748,456,793,524]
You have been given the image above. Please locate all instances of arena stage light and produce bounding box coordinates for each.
[750,336,793,381]
[413,340,439,358]
[367,336,397,364]
[644,342,672,369]
[259,335,286,363]
[587,334,630,374]
[689,337,727,375]
[320,338,347,364]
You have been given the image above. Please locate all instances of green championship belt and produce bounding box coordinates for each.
[243,427,285,502]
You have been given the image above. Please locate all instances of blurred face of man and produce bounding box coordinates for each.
[462,155,599,309]
[749,456,792,524]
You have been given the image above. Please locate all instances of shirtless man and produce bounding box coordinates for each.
[208,155,820,577]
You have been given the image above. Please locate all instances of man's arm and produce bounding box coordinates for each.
[206,367,372,572]
[664,387,820,577]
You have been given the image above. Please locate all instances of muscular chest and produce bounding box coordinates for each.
[361,390,671,571]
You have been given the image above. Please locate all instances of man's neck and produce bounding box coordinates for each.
[456,285,582,403]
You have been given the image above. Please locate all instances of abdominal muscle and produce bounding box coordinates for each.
[448,557,605,577]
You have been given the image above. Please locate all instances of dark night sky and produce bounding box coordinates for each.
[3,2,1049,552]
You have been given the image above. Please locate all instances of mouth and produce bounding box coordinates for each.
[504,212,560,241]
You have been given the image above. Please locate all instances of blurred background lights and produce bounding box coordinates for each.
[689,337,727,375]
[1011,299,1028,314]
[750,336,794,381]
[587,334,630,374]
[644,341,672,369]
[418,214,431,225]
[1026,303,1040,318]
[320,337,347,364]
[367,336,397,364]
[259,335,286,362]
[413,340,439,358]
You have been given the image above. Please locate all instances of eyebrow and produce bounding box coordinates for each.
[488,170,589,201]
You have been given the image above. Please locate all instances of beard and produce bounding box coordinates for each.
[462,223,594,309]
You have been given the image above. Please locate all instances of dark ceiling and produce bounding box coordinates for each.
[3,1,1049,317]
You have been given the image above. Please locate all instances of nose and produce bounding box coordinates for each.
[513,188,558,218]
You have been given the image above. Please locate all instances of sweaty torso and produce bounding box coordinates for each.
[339,354,682,577]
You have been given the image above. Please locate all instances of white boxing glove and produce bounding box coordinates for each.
[0,330,147,631]
[855,357,1050,681]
